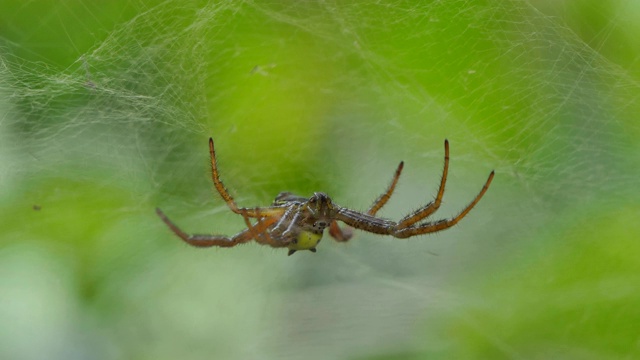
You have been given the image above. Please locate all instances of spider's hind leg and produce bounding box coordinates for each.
[156,208,246,247]
[156,208,280,248]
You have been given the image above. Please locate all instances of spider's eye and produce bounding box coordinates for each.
[315,221,328,228]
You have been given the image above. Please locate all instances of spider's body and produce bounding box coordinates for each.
[156,138,494,256]
[262,192,332,255]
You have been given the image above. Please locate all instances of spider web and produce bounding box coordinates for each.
[1,1,639,359]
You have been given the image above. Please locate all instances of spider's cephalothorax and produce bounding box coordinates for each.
[266,191,335,255]
[156,138,495,256]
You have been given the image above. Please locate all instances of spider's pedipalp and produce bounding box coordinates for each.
[329,220,353,241]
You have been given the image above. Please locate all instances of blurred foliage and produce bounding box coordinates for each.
[446,206,640,358]
[1,1,639,359]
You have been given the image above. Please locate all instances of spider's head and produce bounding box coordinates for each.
[306,192,336,227]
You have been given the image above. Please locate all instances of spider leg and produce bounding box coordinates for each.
[230,216,280,246]
[393,170,494,238]
[238,205,288,218]
[397,139,449,228]
[269,205,310,246]
[209,137,241,213]
[208,137,286,219]
[328,161,404,242]
[334,207,397,235]
[367,161,405,215]
[269,204,300,236]
[329,220,353,242]
[334,170,494,238]
[239,210,275,245]
[156,208,279,247]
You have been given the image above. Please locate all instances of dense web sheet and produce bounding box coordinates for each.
[1,1,637,204]
[1,1,639,359]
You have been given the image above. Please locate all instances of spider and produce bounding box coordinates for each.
[156,138,494,256]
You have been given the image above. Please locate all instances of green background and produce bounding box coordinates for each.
[1,1,639,359]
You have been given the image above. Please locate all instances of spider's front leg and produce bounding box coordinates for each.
[328,161,404,242]
[333,169,494,238]
[391,170,495,238]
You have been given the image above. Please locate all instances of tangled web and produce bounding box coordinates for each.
[0,1,637,207]
[1,1,639,359]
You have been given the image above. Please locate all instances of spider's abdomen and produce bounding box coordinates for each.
[288,230,323,252]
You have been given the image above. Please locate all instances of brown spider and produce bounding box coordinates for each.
[156,138,494,256]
